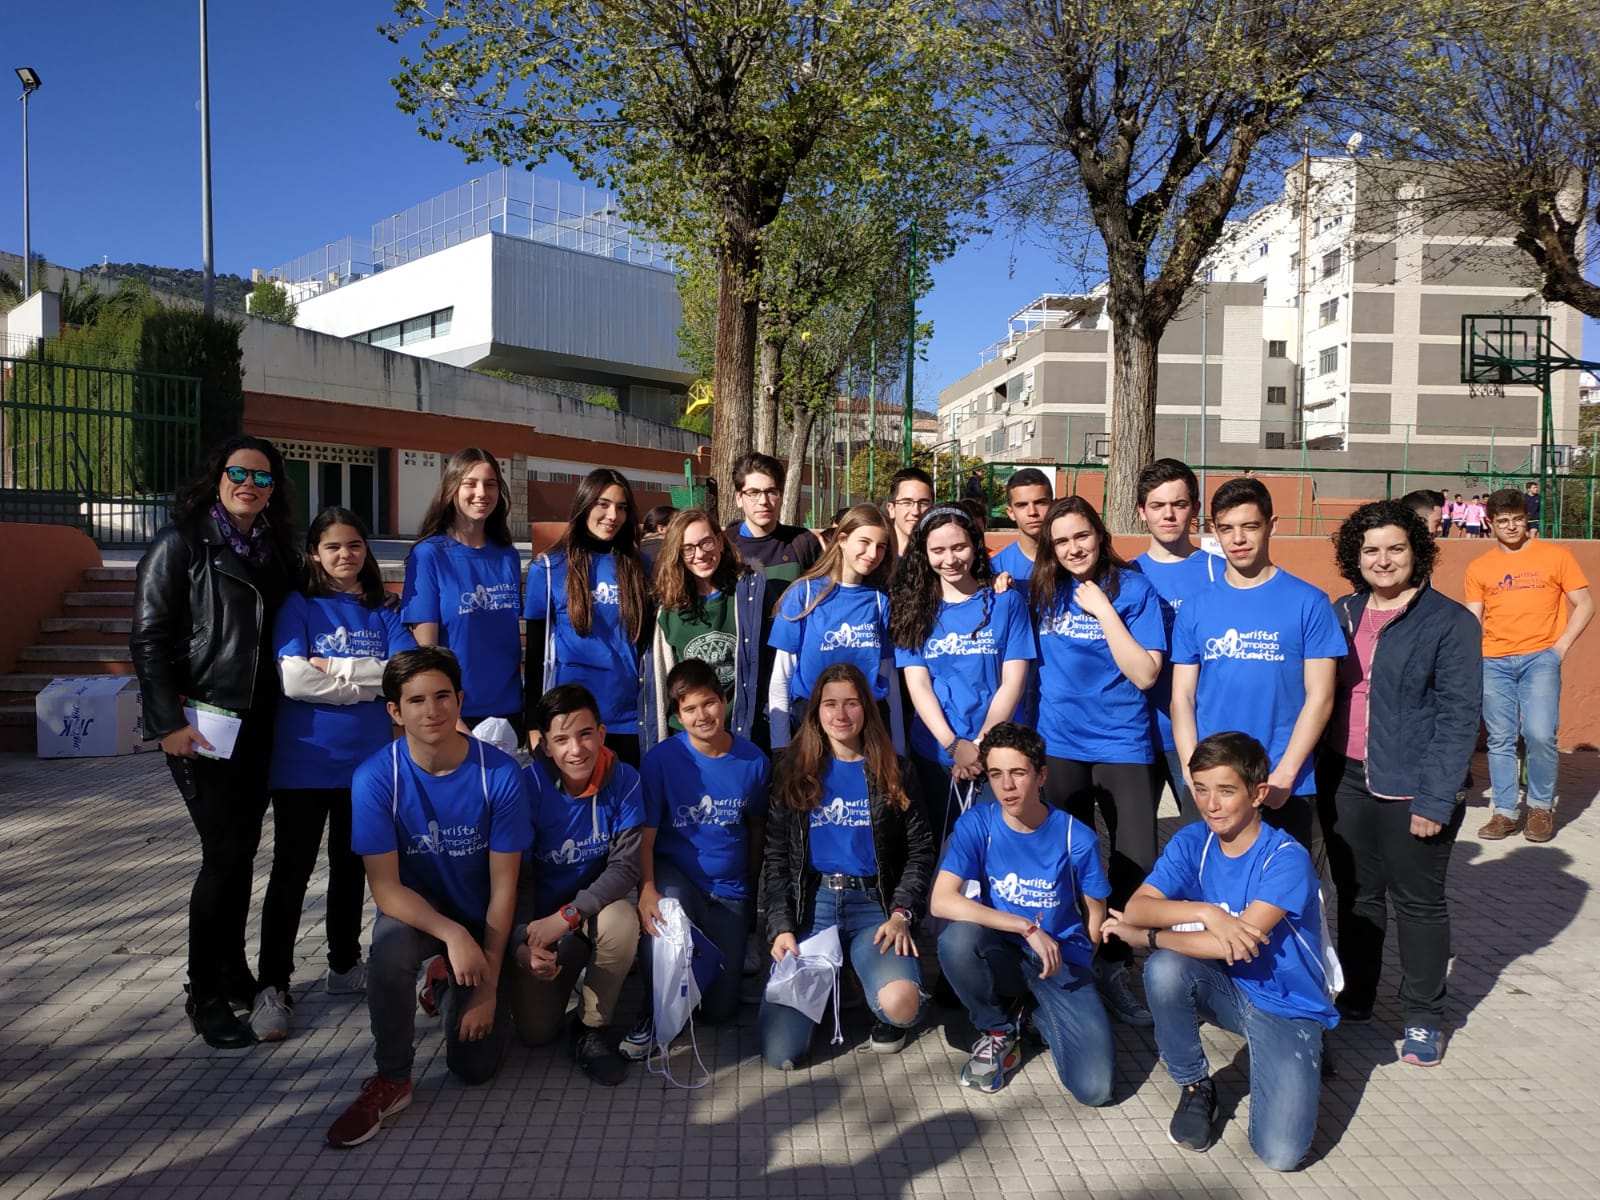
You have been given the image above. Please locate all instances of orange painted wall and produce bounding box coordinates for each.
[0,523,102,674]
[1054,470,1358,536]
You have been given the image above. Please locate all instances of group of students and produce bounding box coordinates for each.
[129,435,1591,1170]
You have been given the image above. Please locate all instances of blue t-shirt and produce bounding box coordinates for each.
[894,587,1036,767]
[350,737,533,928]
[940,803,1110,968]
[1133,551,1220,752]
[525,550,641,726]
[269,591,416,790]
[642,733,770,899]
[808,758,876,877]
[990,540,1038,583]
[400,536,523,719]
[1035,570,1166,764]
[1144,822,1338,1027]
[768,580,892,702]
[1171,568,1345,795]
[522,756,646,915]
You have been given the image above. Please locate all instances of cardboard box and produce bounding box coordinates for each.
[35,676,158,759]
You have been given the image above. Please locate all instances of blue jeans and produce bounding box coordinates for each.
[937,922,1114,1106]
[1483,648,1562,813]
[758,887,924,1068]
[1144,949,1323,1173]
[639,858,748,1024]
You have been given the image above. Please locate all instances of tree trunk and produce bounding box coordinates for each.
[755,336,783,455]
[1105,318,1159,534]
[710,230,760,524]
[780,405,816,527]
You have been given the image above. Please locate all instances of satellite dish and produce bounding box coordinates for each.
[1345,132,1364,155]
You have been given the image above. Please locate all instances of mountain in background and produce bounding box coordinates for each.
[82,262,252,313]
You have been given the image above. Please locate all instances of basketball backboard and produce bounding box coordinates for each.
[1461,314,1550,385]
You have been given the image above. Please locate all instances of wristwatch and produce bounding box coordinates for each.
[1147,927,1160,950]
[892,907,915,928]
[560,904,583,930]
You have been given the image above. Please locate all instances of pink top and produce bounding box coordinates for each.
[1464,503,1485,527]
[1333,604,1404,761]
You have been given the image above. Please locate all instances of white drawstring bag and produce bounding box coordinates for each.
[764,924,846,1044]
[648,898,711,1089]
[470,716,519,757]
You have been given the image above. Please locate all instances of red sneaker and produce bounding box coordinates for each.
[327,1074,413,1149]
[418,957,448,1018]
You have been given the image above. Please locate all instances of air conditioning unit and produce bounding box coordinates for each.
[1002,346,1018,364]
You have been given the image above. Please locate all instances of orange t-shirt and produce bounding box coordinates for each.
[1465,541,1590,658]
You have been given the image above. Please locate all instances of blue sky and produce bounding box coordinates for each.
[2,4,1592,399]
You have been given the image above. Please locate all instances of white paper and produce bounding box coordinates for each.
[183,703,242,761]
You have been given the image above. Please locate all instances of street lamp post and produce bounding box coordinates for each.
[199,1,215,316]
[15,67,41,297]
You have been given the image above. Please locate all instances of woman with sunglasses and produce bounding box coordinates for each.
[767,503,899,751]
[252,507,417,1042]
[640,508,766,751]
[889,505,1034,843]
[401,448,524,731]
[525,468,652,765]
[132,435,301,1049]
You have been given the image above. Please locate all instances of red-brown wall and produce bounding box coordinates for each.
[0,523,102,674]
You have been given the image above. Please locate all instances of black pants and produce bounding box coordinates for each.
[1044,758,1158,963]
[167,716,273,1002]
[1262,792,1326,872]
[1319,756,1462,1025]
[257,786,366,992]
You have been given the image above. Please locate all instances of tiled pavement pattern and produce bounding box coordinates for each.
[2,750,1599,1199]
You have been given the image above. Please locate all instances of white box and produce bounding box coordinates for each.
[35,676,159,759]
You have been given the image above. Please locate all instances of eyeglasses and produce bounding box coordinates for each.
[224,466,274,488]
[895,496,934,511]
[1492,517,1527,530]
[739,487,781,502]
[681,535,722,560]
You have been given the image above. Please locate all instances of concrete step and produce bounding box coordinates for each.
[20,645,133,664]
[40,616,132,635]
[63,591,134,608]
[83,566,137,583]
[0,674,61,695]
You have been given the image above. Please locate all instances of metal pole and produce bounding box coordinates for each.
[868,295,878,498]
[844,360,854,506]
[1199,284,1208,523]
[902,218,916,467]
[199,0,216,316]
[1540,373,1553,538]
[19,87,30,296]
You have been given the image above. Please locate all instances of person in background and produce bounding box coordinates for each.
[965,468,985,501]
[256,507,416,1042]
[1400,489,1445,539]
[885,467,936,563]
[131,434,300,1050]
[1469,488,1593,843]
[1320,500,1480,1068]
[1443,493,1462,539]
[725,451,822,589]
[401,448,523,732]
[639,504,677,572]
[1524,481,1542,534]
[989,468,1054,585]
[1462,495,1485,539]
[957,497,989,535]
[525,468,652,766]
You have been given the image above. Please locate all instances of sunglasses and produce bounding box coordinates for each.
[224,466,275,488]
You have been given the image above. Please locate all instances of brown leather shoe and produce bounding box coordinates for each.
[1524,808,1556,843]
[1478,811,1521,840]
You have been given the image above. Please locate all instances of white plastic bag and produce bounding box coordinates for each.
[764,924,846,1043]
[470,716,519,757]
[647,898,710,1088]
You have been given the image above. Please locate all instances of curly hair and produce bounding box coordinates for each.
[771,663,908,814]
[1333,499,1436,591]
[1029,496,1133,620]
[653,508,746,618]
[553,468,650,642]
[172,433,299,564]
[889,506,995,651]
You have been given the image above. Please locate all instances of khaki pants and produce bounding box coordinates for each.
[512,898,639,1044]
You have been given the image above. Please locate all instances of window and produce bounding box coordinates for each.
[1319,298,1340,326]
[1322,249,1342,276]
[1264,432,1286,449]
[1267,386,1288,405]
[402,314,433,343]
[1268,340,1288,358]
[370,322,402,349]
[357,305,454,348]
[1258,243,1270,258]
[1319,346,1340,375]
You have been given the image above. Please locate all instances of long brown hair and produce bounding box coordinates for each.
[413,448,513,546]
[654,508,746,617]
[772,663,909,814]
[304,506,387,608]
[553,468,649,641]
[1029,495,1132,619]
[775,502,893,621]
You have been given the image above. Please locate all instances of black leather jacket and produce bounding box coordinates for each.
[761,755,935,945]
[130,517,297,740]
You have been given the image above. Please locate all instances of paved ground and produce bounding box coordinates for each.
[2,749,1598,1200]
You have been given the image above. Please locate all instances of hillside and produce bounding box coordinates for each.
[83,262,252,313]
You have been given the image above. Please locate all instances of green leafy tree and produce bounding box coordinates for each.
[384,0,989,520]
[249,278,299,325]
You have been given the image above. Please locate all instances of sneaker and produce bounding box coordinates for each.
[326,1074,413,1149]
[418,957,447,1018]
[958,1028,1020,1092]
[1524,808,1556,843]
[1478,811,1521,840]
[249,986,291,1043]
[1168,1076,1218,1152]
[572,1024,628,1086]
[1095,960,1154,1027]
[870,1020,907,1055]
[618,1016,654,1062]
[326,961,367,995]
[1401,1026,1444,1067]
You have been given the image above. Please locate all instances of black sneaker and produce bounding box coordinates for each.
[870,1020,907,1054]
[572,1025,628,1086]
[1168,1076,1217,1152]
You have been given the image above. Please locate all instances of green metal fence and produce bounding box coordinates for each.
[1,351,202,546]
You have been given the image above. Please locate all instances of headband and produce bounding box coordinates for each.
[917,504,970,531]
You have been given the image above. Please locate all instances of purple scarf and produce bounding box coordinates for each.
[210,500,273,567]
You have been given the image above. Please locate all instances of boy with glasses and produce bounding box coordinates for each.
[726,452,821,587]
[885,467,936,562]
[1468,489,1593,842]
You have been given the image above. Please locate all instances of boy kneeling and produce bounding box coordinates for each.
[930,723,1114,1103]
[1113,732,1338,1172]
[328,648,532,1148]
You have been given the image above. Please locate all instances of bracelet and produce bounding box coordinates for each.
[1147,927,1159,950]
[1021,919,1040,939]
[892,907,914,927]
[944,735,962,753]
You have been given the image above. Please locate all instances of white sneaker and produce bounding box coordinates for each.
[326,961,368,995]
[250,986,291,1042]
